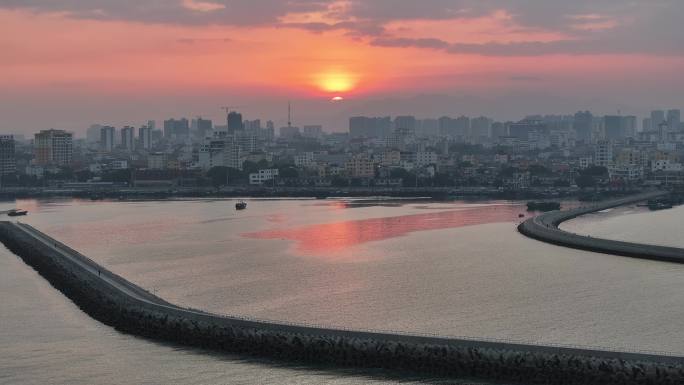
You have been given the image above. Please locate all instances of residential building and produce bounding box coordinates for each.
[594,140,613,167]
[121,126,135,151]
[667,109,680,132]
[147,152,167,169]
[345,154,375,178]
[0,135,16,175]
[100,126,115,152]
[34,129,73,166]
[302,125,323,139]
[138,126,152,150]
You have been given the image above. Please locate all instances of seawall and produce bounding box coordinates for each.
[517,191,684,263]
[2,220,684,384]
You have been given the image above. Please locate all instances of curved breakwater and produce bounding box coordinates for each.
[517,191,684,263]
[2,212,684,384]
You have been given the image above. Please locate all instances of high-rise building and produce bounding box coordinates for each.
[394,116,416,138]
[470,116,492,140]
[349,116,392,138]
[302,125,323,139]
[163,118,190,140]
[622,116,637,138]
[454,116,470,139]
[261,121,275,142]
[667,109,680,132]
[573,111,593,142]
[279,126,300,139]
[138,126,152,150]
[651,110,666,126]
[642,118,652,132]
[86,124,102,144]
[196,118,212,138]
[417,119,438,137]
[34,129,73,166]
[147,120,156,131]
[509,120,546,140]
[121,126,135,151]
[438,116,454,137]
[490,122,507,140]
[100,126,115,152]
[603,115,624,140]
[0,135,16,175]
[243,119,261,131]
[227,112,243,134]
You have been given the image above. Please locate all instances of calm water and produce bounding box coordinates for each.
[561,204,684,248]
[1,197,684,384]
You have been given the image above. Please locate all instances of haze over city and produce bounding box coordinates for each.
[4,2,684,385]
[2,0,684,134]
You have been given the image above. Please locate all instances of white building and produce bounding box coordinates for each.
[609,164,644,181]
[249,169,279,185]
[594,141,613,167]
[111,160,128,169]
[415,151,437,167]
[198,138,241,171]
[579,157,592,169]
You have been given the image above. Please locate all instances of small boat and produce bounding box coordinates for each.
[647,199,672,211]
[7,209,28,216]
[235,201,247,210]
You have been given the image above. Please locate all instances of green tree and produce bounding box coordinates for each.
[575,174,596,189]
[331,176,348,187]
[102,169,131,184]
[278,166,299,178]
[207,166,228,188]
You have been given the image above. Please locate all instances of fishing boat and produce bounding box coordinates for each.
[235,200,247,210]
[7,209,28,216]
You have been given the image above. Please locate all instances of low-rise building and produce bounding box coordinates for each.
[249,169,279,185]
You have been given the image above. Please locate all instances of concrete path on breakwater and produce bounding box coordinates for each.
[517,190,684,263]
[5,220,684,365]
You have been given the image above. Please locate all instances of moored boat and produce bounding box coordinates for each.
[7,209,28,216]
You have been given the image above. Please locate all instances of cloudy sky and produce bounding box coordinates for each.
[1,0,683,134]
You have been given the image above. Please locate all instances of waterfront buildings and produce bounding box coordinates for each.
[0,135,16,176]
[249,169,279,185]
[34,129,73,166]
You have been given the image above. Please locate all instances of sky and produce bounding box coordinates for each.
[1,0,683,135]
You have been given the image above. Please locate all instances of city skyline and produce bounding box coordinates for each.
[1,1,684,133]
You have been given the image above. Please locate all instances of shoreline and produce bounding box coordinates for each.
[0,186,644,201]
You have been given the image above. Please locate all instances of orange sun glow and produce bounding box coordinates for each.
[315,70,357,93]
